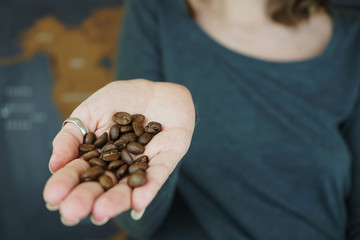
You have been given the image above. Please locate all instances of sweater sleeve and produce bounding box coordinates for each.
[114,0,179,238]
[344,92,360,239]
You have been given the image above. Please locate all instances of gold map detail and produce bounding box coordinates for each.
[0,6,124,118]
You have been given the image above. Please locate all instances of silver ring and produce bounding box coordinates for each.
[62,117,88,137]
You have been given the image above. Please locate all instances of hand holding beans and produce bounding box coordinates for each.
[43,79,196,226]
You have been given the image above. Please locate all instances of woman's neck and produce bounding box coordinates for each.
[192,0,269,30]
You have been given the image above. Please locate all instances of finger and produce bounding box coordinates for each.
[60,181,103,224]
[43,159,89,207]
[49,98,101,173]
[49,122,85,173]
[91,182,132,222]
[128,127,190,211]
[131,149,182,211]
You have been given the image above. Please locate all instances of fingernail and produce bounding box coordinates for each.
[131,208,146,220]
[90,215,109,226]
[48,161,54,174]
[46,202,59,211]
[60,216,79,227]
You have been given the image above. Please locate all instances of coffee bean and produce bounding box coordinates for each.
[120,133,137,142]
[132,114,145,123]
[108,160,125,171]
[81,166,104,181]
[104,171,117,185]
[109,124,120,141]
[138,133,153,145]
[127,142,145,154]
[132,121,144,137]
[94,132,108,148]
[120,125,133,134]
[120,149,134,165]
[145,121,162,134]
[81,178,93,182]
[128,161,148,174]
[89,158,106,169]
[115,164,128,179]
[98,174,113,190]
[114,139,128,151]
[101,151,120,161]
[135,155,149,163]
[113,112,132,125]
[84,132,96,144]
[127,172,146,188]
[102,144,117,153]
[78,144,95,153]
[134,169,146,174]
[82,150,100,161]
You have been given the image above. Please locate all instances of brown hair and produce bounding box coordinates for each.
[267,0,331,26]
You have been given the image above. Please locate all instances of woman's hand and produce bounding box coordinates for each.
[43,79,195,226]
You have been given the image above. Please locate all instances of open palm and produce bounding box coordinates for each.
[43,79,196,226]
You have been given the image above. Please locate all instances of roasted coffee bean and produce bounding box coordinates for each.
[134,169,146,174]
[94,132,108,148]
[82,150,100,161]
[120,133,137,142]
[78,144,95,153]
[135,155,149,163]
[98,174,113,190]
[108,160,125,171]
[114,139,128,151]
[81,177,93,182]
[145,121,162,134]
[132,114,145,123]
[127,142,145,154]
[120,125,133,134]
[101,151,120,161]
[115,164,128,179]
[104,171,117,185]
[138,133,153,145]
[120,149,134,165]
[113,112,132,125]
[89,158,106,169]
[80,166,104,181]
[132,121,144,137]
[128,161,148,174]
[109,124,120,141]
[84,132,96,144]
[127,172,146,188]
[102,144,117,153]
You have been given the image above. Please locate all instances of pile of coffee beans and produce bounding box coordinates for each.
[78,112,161,191]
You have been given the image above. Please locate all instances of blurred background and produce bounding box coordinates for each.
[0,1,125,239]
[0,0,358,240]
